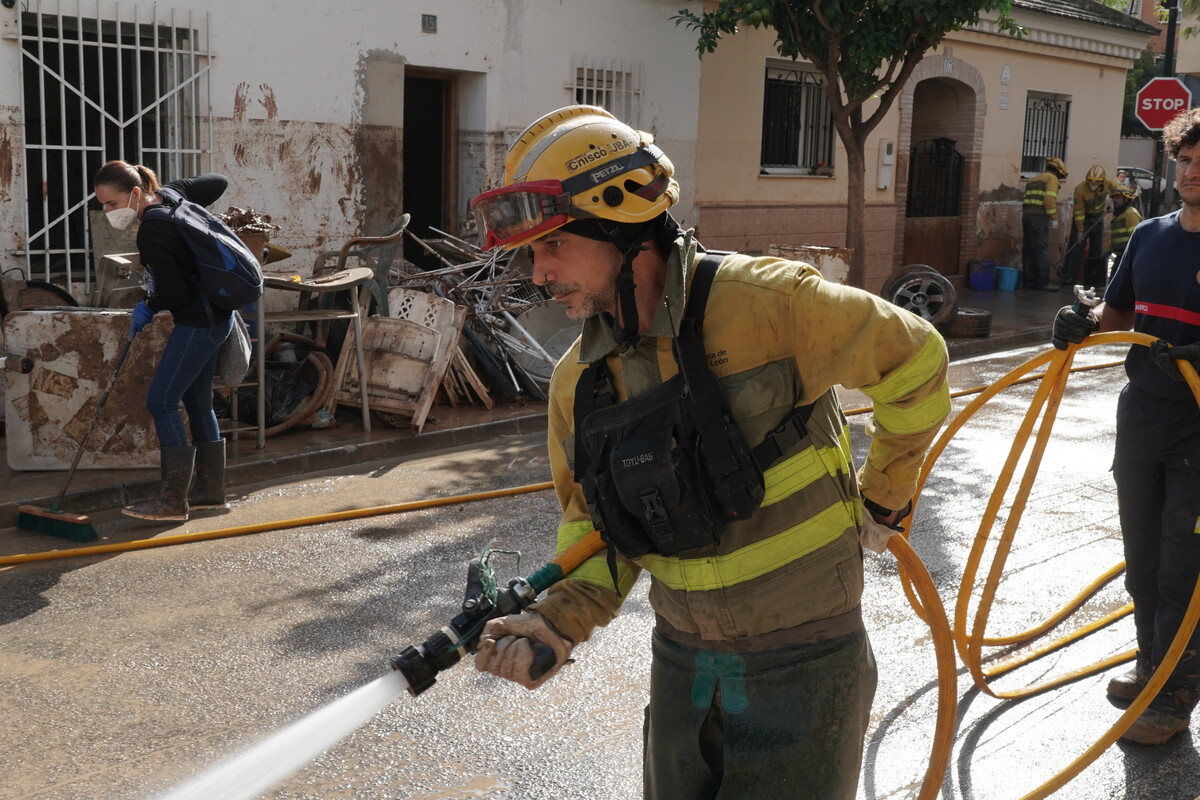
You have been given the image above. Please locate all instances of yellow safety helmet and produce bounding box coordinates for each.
[1086,164,1107,187]
[1110,184,1136,201]
[470,105,679,250]
[1046,157,1068,178]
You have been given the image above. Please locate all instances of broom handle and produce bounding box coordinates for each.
[52,333,136,508]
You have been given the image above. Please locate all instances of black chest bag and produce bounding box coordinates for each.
[572,253,812,565]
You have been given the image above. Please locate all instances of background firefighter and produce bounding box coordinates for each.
[1064,164,1117,289]
[1022,157,1068,292]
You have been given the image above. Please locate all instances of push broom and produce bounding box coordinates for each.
[17,332,137,542]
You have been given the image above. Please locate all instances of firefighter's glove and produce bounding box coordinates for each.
[1050,219,1059,231]
[129,301,154,336]
[1051,305,1097,350]
[861,516,899,555]
[475,612,574,690]
[860,497,911,555]
[1149,340,1200,382]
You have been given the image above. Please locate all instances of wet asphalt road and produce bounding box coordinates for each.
[2,341,1199,800]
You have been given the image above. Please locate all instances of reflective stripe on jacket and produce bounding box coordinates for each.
[1022,171,1059,219]
[530,233,950,649]
[1110,205,1142,254]
[1073,179,1116,227]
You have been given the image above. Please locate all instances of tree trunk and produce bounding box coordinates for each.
[844,135,868,289]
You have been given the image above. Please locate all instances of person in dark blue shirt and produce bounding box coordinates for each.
[94,160,234,521]
[1052,108,1200,746]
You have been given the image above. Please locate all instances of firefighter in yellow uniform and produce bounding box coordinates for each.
[1022,157,1068,291]
[469,105,950,800]
[1066,164,1118,287]
[1108,184,1142,271]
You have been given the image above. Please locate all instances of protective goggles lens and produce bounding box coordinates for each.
[471,180,573,250]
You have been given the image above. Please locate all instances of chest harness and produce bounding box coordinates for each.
[572,253,813,580]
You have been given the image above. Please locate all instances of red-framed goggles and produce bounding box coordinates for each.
[470,180,577,250]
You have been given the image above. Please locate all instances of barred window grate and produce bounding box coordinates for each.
[1021,93,1071,175]
[570,57,642,126]
[17,1,211,288]
[761,65,835,173]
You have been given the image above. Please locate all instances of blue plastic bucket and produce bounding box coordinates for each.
[967,260,996,292]
[995,266,1020,291]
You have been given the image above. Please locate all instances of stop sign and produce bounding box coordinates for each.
[1135,77,1193,131]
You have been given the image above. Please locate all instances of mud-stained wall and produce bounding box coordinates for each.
[356,53,406,238]
[210,83,360,281]
[1,108,25,273]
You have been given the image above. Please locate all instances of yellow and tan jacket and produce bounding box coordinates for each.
[1109,204,1142,256]
[529,232,950,651]
[1022,171,1060,220]
[1073,179,1117,229]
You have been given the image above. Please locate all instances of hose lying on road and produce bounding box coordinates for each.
[905,332,1200,800]
[0,482,553,566]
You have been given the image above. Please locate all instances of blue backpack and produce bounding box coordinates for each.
[145,186,264,310]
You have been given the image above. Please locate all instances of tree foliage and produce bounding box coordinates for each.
[674,0,1020,288]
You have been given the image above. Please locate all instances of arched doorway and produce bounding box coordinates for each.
[892,56,984,281]
[901,77,979,276]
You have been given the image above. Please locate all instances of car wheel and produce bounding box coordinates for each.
[943,306,992,338]
[881,267,959,328]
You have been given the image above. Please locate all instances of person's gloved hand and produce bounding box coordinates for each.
[1051,305,1097,350]
[129,301,154,336]
[1149,339,1200,381]
[1050,218,1059,231]
[475,612,574,690]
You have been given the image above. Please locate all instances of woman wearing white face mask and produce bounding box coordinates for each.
[93,160,235,521]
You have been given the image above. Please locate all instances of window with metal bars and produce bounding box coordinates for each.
[760,64,835,174]
[17,4,211,288]
[570,56,642,126]
[1021,93,1071,177]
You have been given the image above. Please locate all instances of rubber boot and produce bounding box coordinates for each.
[188,439,229,510]
[122,446,195,521]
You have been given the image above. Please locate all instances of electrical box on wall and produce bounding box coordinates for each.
[877,139,895,190]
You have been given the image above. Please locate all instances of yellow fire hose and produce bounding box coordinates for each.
[0,482,553,566]
[4,337,1197,799]
[905,332,1200,799]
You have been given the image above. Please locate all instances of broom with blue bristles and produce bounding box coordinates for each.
[17,333,137,542]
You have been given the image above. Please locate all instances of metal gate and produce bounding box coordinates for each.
[906,137,963,218]
[15,1,211,290]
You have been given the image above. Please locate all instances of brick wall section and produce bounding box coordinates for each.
[696,202,900,292]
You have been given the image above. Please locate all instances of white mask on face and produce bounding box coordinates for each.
[105,191,139,231]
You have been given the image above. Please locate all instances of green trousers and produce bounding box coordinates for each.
[643,626,877,799]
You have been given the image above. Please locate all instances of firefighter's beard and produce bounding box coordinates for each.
[543,281,614,320]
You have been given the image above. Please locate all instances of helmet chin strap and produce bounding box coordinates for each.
[611,244,644,349]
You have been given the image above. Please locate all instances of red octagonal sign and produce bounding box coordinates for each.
[1135,77,1193,131]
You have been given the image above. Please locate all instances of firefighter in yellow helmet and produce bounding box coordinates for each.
[1021,157,1068,291]
[1108,183,1142,268]
[470,105,950,799]
[1064,164,1117,288]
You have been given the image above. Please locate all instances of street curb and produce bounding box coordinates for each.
[946,327,1052,360]
[1,412,549,530]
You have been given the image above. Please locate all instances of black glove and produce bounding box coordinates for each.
[1051,305,1098,350]
[1149,340,1200,381]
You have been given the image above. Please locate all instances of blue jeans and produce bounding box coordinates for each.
[146,318,233,448]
